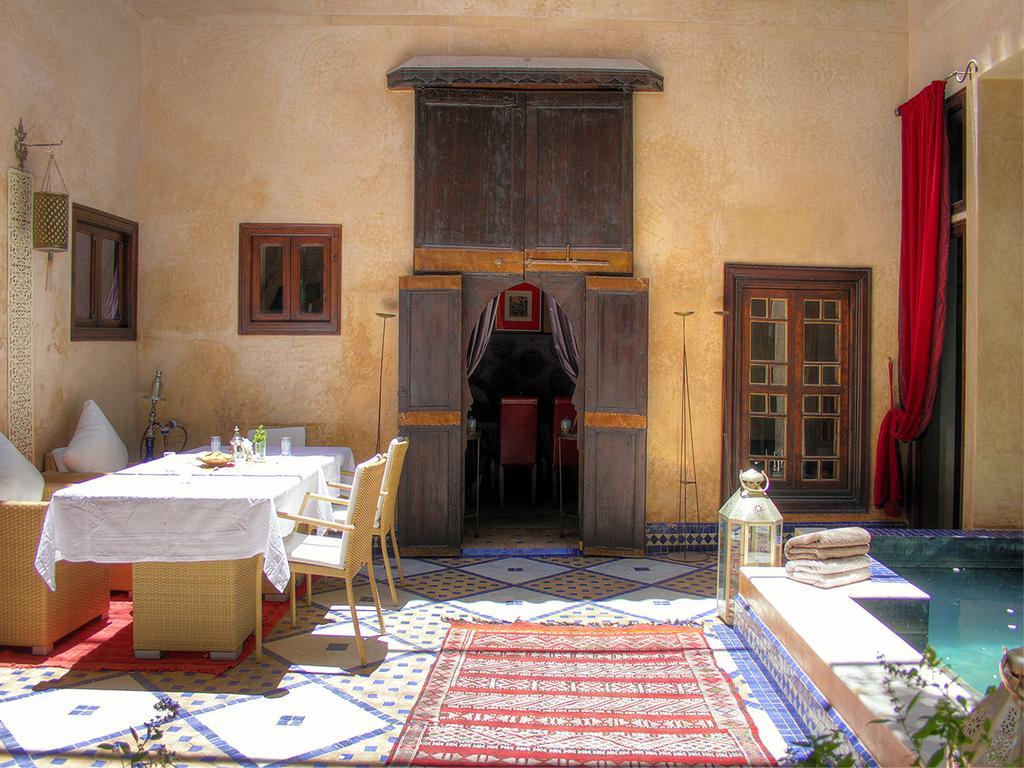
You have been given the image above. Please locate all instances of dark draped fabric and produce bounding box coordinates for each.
[874,80,950,514]
[466,296,499,376]
[544,293,579,382]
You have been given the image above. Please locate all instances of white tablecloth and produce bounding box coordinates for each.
[35,448,356,592]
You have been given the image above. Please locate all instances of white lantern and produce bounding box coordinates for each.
[716,468,783,625]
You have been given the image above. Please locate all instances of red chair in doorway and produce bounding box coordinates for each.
[499,397,538,508]
[551,396,579,499]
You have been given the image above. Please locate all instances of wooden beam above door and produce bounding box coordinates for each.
[414,248,632,275]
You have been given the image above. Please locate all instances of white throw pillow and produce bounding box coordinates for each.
[51,446,69,472]
[0,432,44,501]
[63,400,129,472]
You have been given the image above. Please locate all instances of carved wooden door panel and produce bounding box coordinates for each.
[397,275,463,554]
[582,277,648,555]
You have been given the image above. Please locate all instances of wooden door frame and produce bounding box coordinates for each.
[461,273,587,545]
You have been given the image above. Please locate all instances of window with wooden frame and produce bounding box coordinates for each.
[71,204,138,341]
[722,264,871,514]
[238,223,341,335]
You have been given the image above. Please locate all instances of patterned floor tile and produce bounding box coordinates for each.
[659,568,719,597]
[585,557,698,584]
[0,674,160,753]
[192,679,390,763]
[398,569,505,601]
[594,586,718,623]
[0,555,814,766]
[521,569,643,600]
[458,556,571,585]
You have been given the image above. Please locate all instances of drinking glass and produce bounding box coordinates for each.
[210,435,221,452]
[281,436,292,456]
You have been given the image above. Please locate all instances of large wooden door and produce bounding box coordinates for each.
[397,275,463,555]
[582,277,648,555]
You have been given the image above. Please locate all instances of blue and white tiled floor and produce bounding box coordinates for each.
[0,554,813,766]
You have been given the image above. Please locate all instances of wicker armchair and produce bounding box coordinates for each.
[0,496,109,654]
[279,454,387,666]
[329,437,409,606]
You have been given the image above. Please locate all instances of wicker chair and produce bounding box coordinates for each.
[0,490,109,654]
[329,437,409,606]
[278,454,387,666]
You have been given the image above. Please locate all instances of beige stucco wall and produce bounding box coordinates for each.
[0,0,141,465]
[908,0,1024,529]
[134,1,906,522]
[975,74,1023,529]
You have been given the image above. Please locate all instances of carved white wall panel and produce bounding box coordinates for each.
[7,169,34,460]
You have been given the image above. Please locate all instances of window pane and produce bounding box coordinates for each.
[823,300,839,320]
[803,365,820,385]
[298,245,324,315]
[820,460,837,480]
[750,416,785,457]
[822,395,839,414]
[750,394,767,413]
[804,323,837,362]
[802,460,818,480]
[803,395,819,414]
[769,395,786,414]
[751,322,786,361]
[822,365,839,385]
[770,365,787,385]
[770,299,787,319]
[767,459,785,479]
[804,299,820,320]
[74,231,93,323]
[100,238,121,322]
[804,417,837,457]
[750,364,767,384]
[750,298,767,318]
[259,244,285,314]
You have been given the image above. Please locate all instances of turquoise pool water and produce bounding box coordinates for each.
[871,535,1023,694]
[890,564,1023,693]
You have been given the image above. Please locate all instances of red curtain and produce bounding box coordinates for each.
[873,80,950,514]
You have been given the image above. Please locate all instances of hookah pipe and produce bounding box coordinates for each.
[141,371,188,461]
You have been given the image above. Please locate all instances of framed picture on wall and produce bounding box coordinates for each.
[496,282,542,332]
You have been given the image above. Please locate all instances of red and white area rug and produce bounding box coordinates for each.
[388,622,776,767]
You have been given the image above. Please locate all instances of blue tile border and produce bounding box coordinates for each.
[733,595,878,767]
[644,522,1022,554]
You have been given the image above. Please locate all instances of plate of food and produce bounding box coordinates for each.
[197,451,234,468]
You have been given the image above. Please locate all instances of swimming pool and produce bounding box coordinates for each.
[871,534,1023,695]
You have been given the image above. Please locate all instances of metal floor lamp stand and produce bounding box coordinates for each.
[674,311,704,562]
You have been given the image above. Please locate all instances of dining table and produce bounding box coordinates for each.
[34,446,356,660]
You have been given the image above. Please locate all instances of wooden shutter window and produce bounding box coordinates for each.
[238,224,341,335]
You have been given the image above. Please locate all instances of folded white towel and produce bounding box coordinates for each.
[786,567,871,590]
[785,555,871,576]
[784,527,871,558]
[786,543,870,561]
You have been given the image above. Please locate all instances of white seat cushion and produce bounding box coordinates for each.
[0,432,44,501]
[63,400,130,473]
[284,531,350,570]
[247,426,306,450]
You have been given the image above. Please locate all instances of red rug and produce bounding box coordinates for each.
[0,594,290,675]
[389,622,776,767]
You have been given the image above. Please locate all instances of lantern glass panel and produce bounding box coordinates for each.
[744,524,774,566]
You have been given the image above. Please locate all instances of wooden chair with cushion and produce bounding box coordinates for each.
[0,482,109,654]
[328,437,409,606]
[499,397,538,508]
[277,454,387,666]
